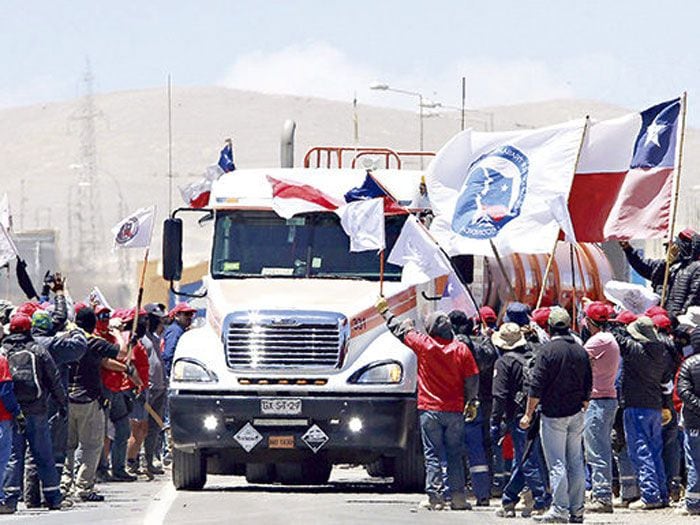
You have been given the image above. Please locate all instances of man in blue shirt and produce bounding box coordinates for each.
[162,303,197,378]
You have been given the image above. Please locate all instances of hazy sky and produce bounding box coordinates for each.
[1,1,698,124]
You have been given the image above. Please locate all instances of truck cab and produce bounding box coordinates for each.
[164,168,443,490]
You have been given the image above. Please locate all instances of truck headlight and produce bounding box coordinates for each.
[172,358,218,383]
[349,360,403,384]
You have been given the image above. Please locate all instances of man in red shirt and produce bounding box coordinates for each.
[376,297,479,511]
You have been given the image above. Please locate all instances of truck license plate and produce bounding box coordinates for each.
[268,435,295,449]
[261,398,302,415]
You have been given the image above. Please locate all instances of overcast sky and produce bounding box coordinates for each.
[1,1,698,124]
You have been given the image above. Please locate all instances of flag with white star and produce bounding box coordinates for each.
[568,97,681,241]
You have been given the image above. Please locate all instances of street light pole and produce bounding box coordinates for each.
[370,82,427,169]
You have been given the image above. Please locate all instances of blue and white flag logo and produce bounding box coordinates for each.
[451,145,529,239]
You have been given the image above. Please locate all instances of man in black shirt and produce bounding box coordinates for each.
[61,306,128,502]
[521,307,592,524]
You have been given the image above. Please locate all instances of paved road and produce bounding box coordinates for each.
[0,467,692,524]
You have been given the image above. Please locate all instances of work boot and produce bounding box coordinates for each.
[0,503,16,514]
[146,463,165,475]
[79,491,106,502]
[495,502,516,518]
[450,493,472,511]
[110,470,137,482]
[475,497,490,507]
[628,499,662,510]
[533,511,569,523]
[675,505,700,516]
[126,459,142,476]
[425,493,445,511]
[568,515,584,524]
[586,499,613,513]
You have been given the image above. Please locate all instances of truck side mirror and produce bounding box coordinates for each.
[163,218,183,281]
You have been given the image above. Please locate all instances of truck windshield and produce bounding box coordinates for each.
[211,210,407,281]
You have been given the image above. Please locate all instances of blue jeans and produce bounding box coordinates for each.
[110,392,132,474]
[0,421,12,503]
[3,414,61,507]
[662,411,681,494]
[540,412,586,519]
[503,421,551,509]
[584,398,617,503]
[464,405,491,500]
[419,410,465,497]
[624,407,667,504]
[685,428,700,511]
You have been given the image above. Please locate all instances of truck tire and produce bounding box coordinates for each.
[276,460,332,485]
[172,448,207,490]
[245,463,276,484]
[390,429,424,492]
[365,457,388,478]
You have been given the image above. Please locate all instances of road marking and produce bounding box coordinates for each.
[143,481,177,525]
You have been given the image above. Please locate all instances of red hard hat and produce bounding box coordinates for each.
[612,310,638,325]
[170,302,197,317]
[478,306,497,323]
[531,307,551,328]
[9,314,32,334]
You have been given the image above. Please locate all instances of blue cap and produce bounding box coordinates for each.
[504,302,530,327]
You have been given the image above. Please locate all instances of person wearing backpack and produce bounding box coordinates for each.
[491,322,551,518]
[1,312,67,512]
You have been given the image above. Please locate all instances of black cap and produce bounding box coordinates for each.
[144,303,168,318]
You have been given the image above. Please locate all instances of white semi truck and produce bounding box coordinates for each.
[163,167,445,490]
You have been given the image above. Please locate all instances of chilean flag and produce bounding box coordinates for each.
[267,172,406,219]
[568,98,681,242]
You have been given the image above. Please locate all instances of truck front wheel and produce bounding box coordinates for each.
[172,448,207,490]
[389,429,424,492]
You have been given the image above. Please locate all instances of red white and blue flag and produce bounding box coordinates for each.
[266,173,405,252]
[568,98,681,241]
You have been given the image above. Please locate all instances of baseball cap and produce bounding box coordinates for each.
[144,303,168,318]
[651,314,672,331]
[531,307,551,328]
[645,306,668,318]
[504,302,530,327]
[478,306,497,323]
[10,314,32,334]
[612,310,638,325]
[548,307,571,329]
[584,301,611,323]
[679,227,696,241]
[170,302,197,317]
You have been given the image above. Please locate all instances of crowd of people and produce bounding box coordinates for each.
[376,232,700,521]
[0,272,197,514]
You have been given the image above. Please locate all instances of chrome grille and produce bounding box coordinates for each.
[224,312,346,369]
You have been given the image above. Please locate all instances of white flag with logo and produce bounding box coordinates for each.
[388,215,452,285]
[335,198,385,252]
[111,205,156,249]
[0,223,17,268]
[426,119,586,256]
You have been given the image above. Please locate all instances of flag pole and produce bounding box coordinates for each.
[570,243,578,332]
[535,237,558,309]
[489,240,516,300]
[536,116,589,310]
[661,92,687,305]
[379,249,385,296]
[127,246,150,361]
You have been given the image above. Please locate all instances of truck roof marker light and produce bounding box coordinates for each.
[239,379,251,385]
[297,379,308,385]
[314,379,326,385]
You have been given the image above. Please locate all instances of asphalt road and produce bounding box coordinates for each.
[0,467,693,524]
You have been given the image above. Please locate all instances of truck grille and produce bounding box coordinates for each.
[224,311,347,369]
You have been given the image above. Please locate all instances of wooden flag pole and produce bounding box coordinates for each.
[536,237,559,309]
[126,247,150,362]
[570,243,578,332]
[379,249,385,296]
[661,92,688,306]
[489,240,516,300]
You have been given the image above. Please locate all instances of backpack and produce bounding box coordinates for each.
[2,344,42,403]
[512,347,536,409]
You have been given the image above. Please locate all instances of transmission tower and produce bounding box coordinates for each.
[71,58,103,268]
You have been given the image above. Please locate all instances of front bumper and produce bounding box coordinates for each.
[169,391,416,462]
